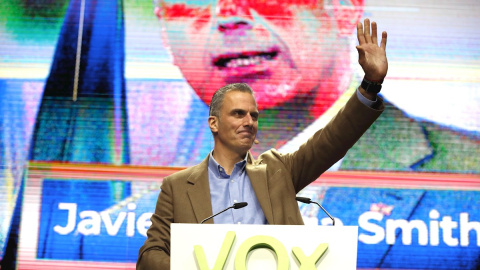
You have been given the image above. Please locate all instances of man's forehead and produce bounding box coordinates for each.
[223,91,258,109]
[224,90,256,101]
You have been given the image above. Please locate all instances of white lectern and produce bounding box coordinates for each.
[171,224,358,270]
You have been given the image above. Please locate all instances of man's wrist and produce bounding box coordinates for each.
[361,76,383,94]
[358,86,377,101]
[356,87,377,107]
[364,76,384,84]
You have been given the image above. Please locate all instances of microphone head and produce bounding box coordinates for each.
[233,202,248,209]
[295,197,312,204]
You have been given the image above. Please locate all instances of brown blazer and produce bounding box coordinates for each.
[137,93,384,269]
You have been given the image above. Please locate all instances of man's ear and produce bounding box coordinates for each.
[331,0,364,36]
[208,116,219,133]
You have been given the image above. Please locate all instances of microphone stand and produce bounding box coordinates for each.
[296,197,335,226]
[200,202,248,224]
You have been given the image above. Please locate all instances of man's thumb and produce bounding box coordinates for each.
[356,46,366,62]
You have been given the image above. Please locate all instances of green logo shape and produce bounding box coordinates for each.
[194,231,236,270]
[292,243,329,270]
[234,235,289,270]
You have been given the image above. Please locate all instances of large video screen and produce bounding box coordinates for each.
[1,0,479,268]
[17,165,480,269]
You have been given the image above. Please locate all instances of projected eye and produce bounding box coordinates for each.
[160,2,213,19]
[159,0,320,19]
[245,0,319,19]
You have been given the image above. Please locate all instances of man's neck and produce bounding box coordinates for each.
[211,148,247,175]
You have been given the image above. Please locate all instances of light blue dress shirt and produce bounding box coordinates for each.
[207,89,376,224]
[356,87,378,107]
[208,152,267,224]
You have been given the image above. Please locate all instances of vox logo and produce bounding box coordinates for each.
[193,231,328,270]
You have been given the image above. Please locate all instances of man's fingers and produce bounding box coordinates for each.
[358,18,386,49]
[371,22,378,46]
[364,18,372,43]
[357,22,366,45]
[380,31,387,50]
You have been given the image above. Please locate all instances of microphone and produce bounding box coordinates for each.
[200,202,248,224]
[296,197,335,226]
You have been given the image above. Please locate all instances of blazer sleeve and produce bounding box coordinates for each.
[137,178,173,270]
[283,92,384,192]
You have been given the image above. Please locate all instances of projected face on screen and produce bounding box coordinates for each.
[155,0,362,112]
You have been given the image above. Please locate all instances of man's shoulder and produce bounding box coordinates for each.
[254,148,287,165]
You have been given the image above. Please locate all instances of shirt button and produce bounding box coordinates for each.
[233,200,237,203]
[238,222,242,224]
[231,180,234,183]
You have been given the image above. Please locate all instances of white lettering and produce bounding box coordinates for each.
[358,212,385,244]
[429,209,440,246]
[137,213,152,237]
[460,213,480,247]
[52,202,478,247]
[127,203,136,237]
[101,211,126,236]
[386,219,428,245]
[78,211,101,235]
[53,202,155,237]
[440,216,458,246]
[53,203,77,235]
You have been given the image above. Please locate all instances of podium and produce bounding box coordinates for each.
[171,224,358,269]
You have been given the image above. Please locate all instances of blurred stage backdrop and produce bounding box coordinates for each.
[1,0,479,269]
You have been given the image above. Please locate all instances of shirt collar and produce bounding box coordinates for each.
[208,151,247,178]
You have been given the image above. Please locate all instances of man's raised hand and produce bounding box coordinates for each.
[356,18,388,82]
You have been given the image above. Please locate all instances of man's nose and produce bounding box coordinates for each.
[243,114,254,126]
[216,0,253,32]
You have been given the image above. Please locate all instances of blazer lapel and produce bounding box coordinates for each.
[246,153,274,224]
[186,157,214,224]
